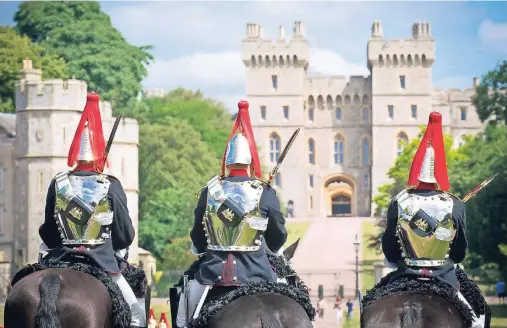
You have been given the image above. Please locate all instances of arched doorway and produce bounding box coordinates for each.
[331,194,351,216]
[324,175,355,217]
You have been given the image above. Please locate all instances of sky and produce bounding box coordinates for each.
[1,1,507,112]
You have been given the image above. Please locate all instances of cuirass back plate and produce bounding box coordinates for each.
[204,180,265,252]
[396,190,456,266]
[54,173,113,246]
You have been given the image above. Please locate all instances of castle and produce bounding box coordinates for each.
[241,21,485,217]
[0,59,155,296]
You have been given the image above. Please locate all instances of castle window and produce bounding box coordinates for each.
[397,132,409,157]
[121,157,126,177]
[308,108,314,121]
[363,174,369,188]
[308,138,316,165]
[260,106,266,120]
[274,173,281,187]
[309,174,314,188]
[271,75,278,90]
[283,106,289,119]
[411,105,417,119]
[269,133,281,163]
[334,135,344,165]
[0,165,3,191]
[388,105,394,119]
[309,196,313,209]
[460,107,467,121]
[362,107,369,122]
[335,108,342,121]
[362,138,370,166]
[400,75,406,89]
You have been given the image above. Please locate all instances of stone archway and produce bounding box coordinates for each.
[324,175,355,217]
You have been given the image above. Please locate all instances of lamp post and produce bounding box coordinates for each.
[353,233,360,299]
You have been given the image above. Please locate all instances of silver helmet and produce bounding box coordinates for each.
[78,124,94,162]
[418,144,436,183]
[225,133,252,165]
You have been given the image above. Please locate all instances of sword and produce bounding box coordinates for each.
[462,173,498,203]
[267,128,300,184]
[102,113,123,167]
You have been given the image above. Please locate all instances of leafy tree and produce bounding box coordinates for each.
[130,88,234,159]
[0,26,67,113]
[138,118,220,259]
[14,1,153,109]
[473,60,507,124]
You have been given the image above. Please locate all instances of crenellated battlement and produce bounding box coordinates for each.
[367,21,435,69]
[16,59,88,112]
[242,21,309,69]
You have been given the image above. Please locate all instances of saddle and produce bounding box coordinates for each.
[360,266,491,328]
[11,250,148,328]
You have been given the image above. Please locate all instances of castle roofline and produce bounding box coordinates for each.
[0,113,16,137]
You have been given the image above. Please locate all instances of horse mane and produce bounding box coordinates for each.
[400,301,422,328]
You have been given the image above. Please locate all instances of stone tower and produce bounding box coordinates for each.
[243,21,310,204]
[13,59,140,266]
[368,21,435,210]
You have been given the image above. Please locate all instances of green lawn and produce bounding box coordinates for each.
[284,221,311,249]
[491,304,507,328]
[361,220,383,293]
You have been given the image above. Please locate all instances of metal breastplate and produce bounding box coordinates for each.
[396,189,456,267]
[203,177,265,252]
[54,172,114,246]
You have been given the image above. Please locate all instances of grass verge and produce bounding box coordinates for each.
[361,220,383,293]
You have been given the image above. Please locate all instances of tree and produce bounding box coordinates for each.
[138,118,220,259]
[14,1,153,109]
[131,88,234,159]
[0,26,67,113]
[473,60,507,124]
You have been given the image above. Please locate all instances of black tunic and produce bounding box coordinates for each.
[382,189,468,265]
[39,170,136,273]
[190,176,288,286]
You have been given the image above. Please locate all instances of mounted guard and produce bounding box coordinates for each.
[37,93,147,328]
[172,100,313,328]
[362,111,490,328]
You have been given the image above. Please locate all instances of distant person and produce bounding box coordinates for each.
[317,297,325,321]
[496,280,505,305]
[334,296,343,325]
[287,200,294,218]
[346,297,354,319]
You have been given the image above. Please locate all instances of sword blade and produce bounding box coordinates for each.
[268,128,300,184]
[103,113,123,165]
[462,172,498,203]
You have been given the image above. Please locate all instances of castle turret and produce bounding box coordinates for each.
[368,21,436,213]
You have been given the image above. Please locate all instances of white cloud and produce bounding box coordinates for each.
[143,47,370,111]
[478,19,507,53]
[144,52,244,90]
[308,49,369,77]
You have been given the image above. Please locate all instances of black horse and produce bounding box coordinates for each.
[361,292,466,328]
[4,253,149,328]
[178,239,315,328]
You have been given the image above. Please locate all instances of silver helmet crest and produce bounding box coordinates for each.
[225,133,252,165]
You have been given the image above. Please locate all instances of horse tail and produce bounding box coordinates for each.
[260,313,283,328]
[35,273,62,328]
[400,301,422,328]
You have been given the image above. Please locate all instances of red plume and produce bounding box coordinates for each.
[67,93,107,172]
[221,100,262,178]
[407,112,450,191]
[159,312,169,324]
